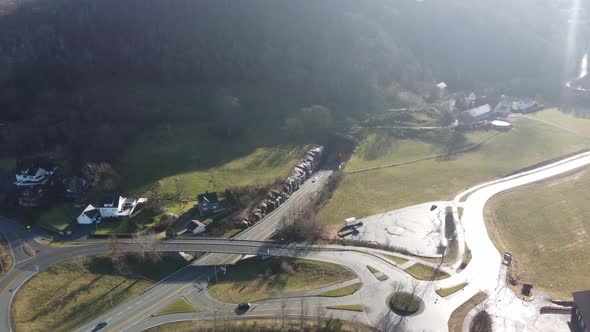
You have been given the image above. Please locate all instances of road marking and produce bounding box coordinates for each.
[0,272,23,299]
[107,283,191,332]
[16,257,33,264]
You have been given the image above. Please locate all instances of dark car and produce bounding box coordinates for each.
[236,302,251,314]
[92,322,107,331]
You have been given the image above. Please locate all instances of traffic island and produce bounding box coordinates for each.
[388,291,424,316]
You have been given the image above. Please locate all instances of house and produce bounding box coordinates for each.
[77,204,102,224]
[77,195,146,224]
[493,100,513,118]
[197,192,223,217]
[572,290,590,332]
[187,220,206,235]
[15,158,57,187]
[513,98,541,113]
[459,104,492,124]
[465,92,476,107]
[436,82,448,99]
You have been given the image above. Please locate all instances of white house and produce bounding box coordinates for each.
[187,220,206,235]
[15,160,56,186]
[77,204,102,225]
[77,194,147,224]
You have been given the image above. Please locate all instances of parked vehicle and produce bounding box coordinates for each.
[92,322,107,331]
[503,252,512,266]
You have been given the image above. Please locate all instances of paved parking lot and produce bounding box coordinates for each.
[346,201,448,257]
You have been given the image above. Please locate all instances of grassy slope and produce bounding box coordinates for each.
[530,108,590,136]
[119,124,310,199]
[321,114,590,226]
[12,254,186,332]
[486,167,590,298]
[207,257,356,303]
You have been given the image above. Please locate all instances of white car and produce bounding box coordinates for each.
[312,177,318,183]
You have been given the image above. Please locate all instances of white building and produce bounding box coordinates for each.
[77,195,147,224]
[15,160,56,186]
[187,220,207,235]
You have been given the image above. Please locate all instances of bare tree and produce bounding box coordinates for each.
[299,297,307,331]
[279,294,289,330]
[108,235,123,264]
[132,232,161,262]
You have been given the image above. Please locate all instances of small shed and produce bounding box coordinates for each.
[187,220,206,235]
[344,217,358,227]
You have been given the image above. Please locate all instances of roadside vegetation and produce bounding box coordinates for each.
[319,282,362,297]
[37,204,79,232]
[0,235,13,278]
[156,297,198,315]
[436,283,468,297]
[486,166,590,298]
[145,317,374,332]
[321,113,590,227]
[447,292,488,332]
[380,254,409,265]
[12,254,187,332]
[405,263,450,280]
[207,257,356,303]
[327,304,364,312]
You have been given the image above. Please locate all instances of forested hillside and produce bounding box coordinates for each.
[0,0,578,160]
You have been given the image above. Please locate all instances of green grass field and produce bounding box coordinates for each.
[156,297,198,315]
[486,167,590,298]
[207,257,356,303]
[321,112,590,226]
[12,254,187,332]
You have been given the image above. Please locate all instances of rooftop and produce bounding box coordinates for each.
[465,104,492,118]
[573,290,590,329]
[198,192,219,204]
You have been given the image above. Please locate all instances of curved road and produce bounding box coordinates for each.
[3,151,590,331]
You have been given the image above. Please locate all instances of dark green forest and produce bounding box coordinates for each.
[0,0,584,161]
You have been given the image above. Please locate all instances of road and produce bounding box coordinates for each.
[4,150,590,332]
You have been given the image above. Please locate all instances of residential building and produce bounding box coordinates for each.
[465,92,476,107]
[15,158,56,186]
[77,204,102,224]
[198,192,223,217]
[77,195,146,224]
[572,290,590,332]
[459,104,492,124]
